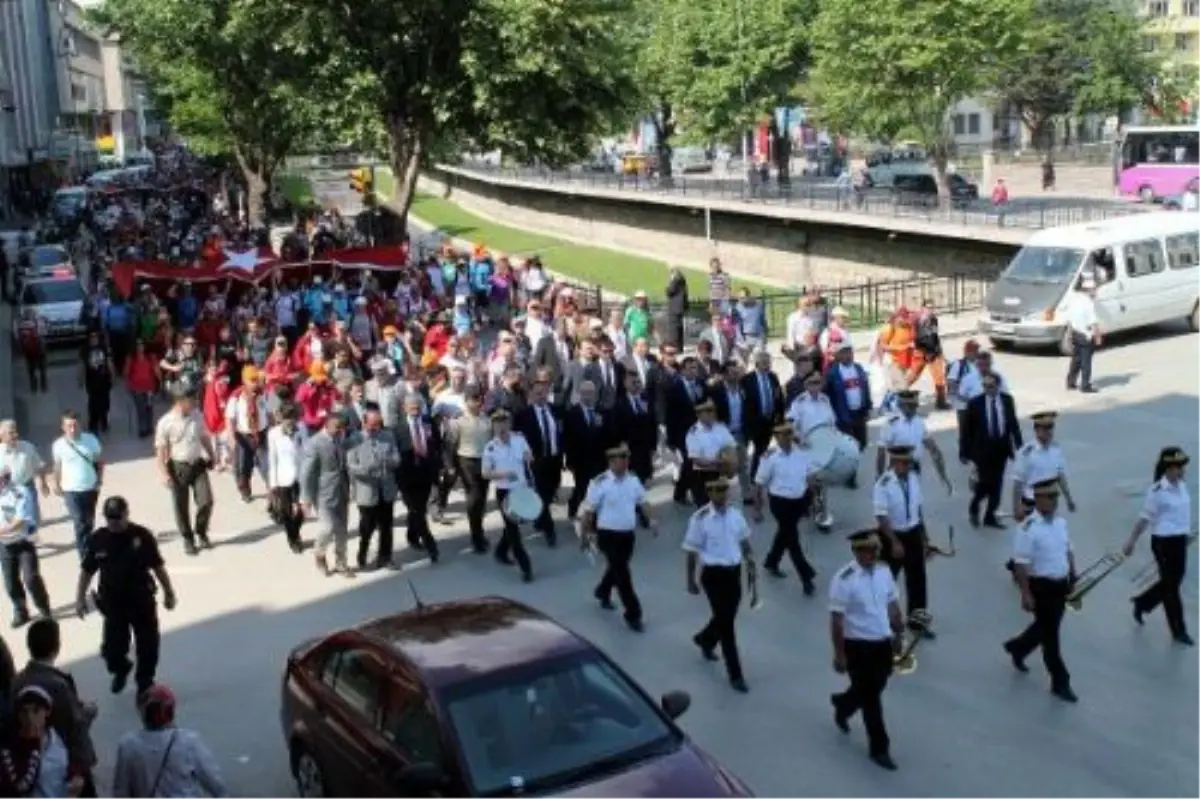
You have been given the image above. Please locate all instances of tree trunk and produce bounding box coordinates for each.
[654,103,676,186]
[384,112,426,234]
[931,144,952,198]
[768,118,792,187]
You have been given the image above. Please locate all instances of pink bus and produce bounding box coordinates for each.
[1117,125,1200,202]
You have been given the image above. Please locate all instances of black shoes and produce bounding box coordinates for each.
[1003,641,1029,673]
[1132,601,1144,626]
[983,517,1006,530]
[1051,685,1078,703]
[764,565,787,579]
[625,618,644,633]
[831,696,850,733]
[729,677,749,693]
[183,540,199,556]
[801,578,816,597]
[693,634,718,662]
[10,609,29,629]
[870,752,898,771]
[111,670,130,695]
[1174,632,1195,647]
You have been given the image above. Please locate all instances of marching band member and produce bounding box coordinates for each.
[787,370,834,443]
[685,400,736,504]
[683,477,754,693]
[1003,479,1077,703]
[874,389,950,491]
[1008,411,1076,574]
[1124,447,1193,646]
[582,444,656,632]
[481,409,534,583]
[873,446,934,638]
[829,529,903,771]
[754,424,819,595]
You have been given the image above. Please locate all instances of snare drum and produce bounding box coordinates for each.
[502,485,544,524]
[804,425,862,485]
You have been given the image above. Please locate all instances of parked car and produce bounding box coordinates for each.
[890,172,978,208]
[10,273,88,347]
[280,597,752,798]
[15,245,75,294]
[1163,176,1199,210]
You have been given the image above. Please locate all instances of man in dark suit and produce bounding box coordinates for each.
[652,343,681,426]
[609,371,657,483]
[484,364,528,417]
[564,380,610,518]
[531,317,575,398]
[394,394,442,558]
[514,377,562,544]
[664,268,689,349]
[741,349,783,479]
[584,336,625,411]
[960,372,1022,529]
[665,357,707,503]
[623,337,659,410]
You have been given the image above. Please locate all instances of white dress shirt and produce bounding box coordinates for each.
[754,446,814,499]
[585,471,646,531]
[267,425,304,488]
[829,561,897,641]
[946,357,975,411]
[483,434,532,489]
[1140,478,1192,537]
[787,393,835,440]
[682,505,750,566]
[878,413,927,462]
[225,390,271,435]
[785,311,817,350]
[958,369,1011,402]
[873,469,923,531]
[685,422,737,463]
[834,363,866,411]
[1011,442,1067,500]
[631,355,650,389]
[1012,512,1072,578]
[1065,292,1098,336]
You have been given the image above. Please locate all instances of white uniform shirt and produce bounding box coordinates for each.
[787,393,835,440]
[945,358,975,411]
[585,471,646,531]
[225,391,271,435]
[878,414,926,462]
[1012,512,1071,578]
[829,561,897,641]
[483,434,532,490]
[872,470,922,531]
[685,422,736,464]
[1140,478,1192,538]
[1064,292,1098,336]
[267,425,304,488]
[1011,442,1067,500]
[754,446,813,499]
[682,505,750,566]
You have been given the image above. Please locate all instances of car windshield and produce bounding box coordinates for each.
[32,247,68,268]
[23,280,84,305]
[441,652,678,797]
[1002,246,1083,285]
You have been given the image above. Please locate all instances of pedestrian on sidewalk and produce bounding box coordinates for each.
[155,388,217,556]
[111,684,227,798]
[79,331,115,435]
[124,341,160,438]
[0,467,51,628]
[1064,278,1100,394]
[16,309,49,394]
[51,411,104,561]
[0,422,50,529]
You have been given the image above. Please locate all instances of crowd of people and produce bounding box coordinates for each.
[0,145,1191,791]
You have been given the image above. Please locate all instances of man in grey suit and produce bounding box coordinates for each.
[346,402,400,571]
[300,412,353,578]
[363,357,403,429]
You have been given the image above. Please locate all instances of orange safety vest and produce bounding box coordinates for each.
[879,322,915,371]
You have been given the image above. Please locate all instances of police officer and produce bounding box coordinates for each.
[685,400,736,505]
[873,446,934,639]
[829,529,903,771]
[683,477,754,693]
[754,424,819,595]
[481,409,534,582]
[581,444,656,632]
[1008,411,1077,574]
[75,496,177,696]
[875,390,951,492]
[1003,479,1077,703]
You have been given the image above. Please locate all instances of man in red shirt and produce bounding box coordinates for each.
[295,362,338,434]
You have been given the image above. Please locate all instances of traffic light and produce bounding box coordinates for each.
[349,167,373,194]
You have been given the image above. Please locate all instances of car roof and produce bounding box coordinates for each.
[354,596,591,688]
[1023,209,1194,250]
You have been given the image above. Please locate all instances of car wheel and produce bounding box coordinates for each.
[1139,185,1155,203]
[293,745,327,798]
[1057,328,1074,357]
[1189,301,1198,333]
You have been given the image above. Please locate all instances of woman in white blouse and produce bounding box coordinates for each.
[1124,447,1194,646]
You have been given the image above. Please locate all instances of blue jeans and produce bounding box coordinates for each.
[63,490,99,561]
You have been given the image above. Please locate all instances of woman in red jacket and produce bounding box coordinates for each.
[263,336,294,389]
[294,362,337,434]
[125,339,160,437]
[202,362,232,469]
[290,321,326,374]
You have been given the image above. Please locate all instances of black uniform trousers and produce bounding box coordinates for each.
[595,529,642,623]
[100,594,160,694]
[1066,331,1095,389]
[85,383,111,435]
[970,452,1007,521]
[1006,575,1071,690]
[167,460,214,545]
[356,501,395,568]
[673,449,694,503]
[763,494,816,581]
[1132,535,1189,637]
[832,639,894,757]
[882,524,928,624]
[531,453,563,542]
[494,488,533,577]
[696,564,745,681]
[567,461,603,519]
[400,469,438,558]
[271,484,304,548]
[457,457,490,552]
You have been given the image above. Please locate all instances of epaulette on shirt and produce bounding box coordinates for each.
[1021,516,1035,530]
[1153,482,1164,492]
[887,413,902,423]
[689,423,703,433]
[591,473,610,486]
[690,506,712,524]
[1020,443,1033,456]
[839,565,856,580]
[876,473,893,486]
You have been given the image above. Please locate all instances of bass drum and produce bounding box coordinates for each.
[502,485,544,524]
[804,425,862,485]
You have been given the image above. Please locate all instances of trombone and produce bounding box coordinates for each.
[893,610,933,675]
[1066,552,1126,610]
[1128,531,1198,594]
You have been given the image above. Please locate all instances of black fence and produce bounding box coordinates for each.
[444,164,1145,232]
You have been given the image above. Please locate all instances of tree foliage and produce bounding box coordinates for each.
[1071,0,1172,122]
[808,0,1033,186]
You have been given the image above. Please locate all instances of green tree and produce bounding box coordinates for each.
[629,0,696,182]
[92,0,329,224]
[1072,0,1163,124]
[292,0,639,226]
[808,0,1033,191]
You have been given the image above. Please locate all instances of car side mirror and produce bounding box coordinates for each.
[660,690,691,720]
[395,762,446,793]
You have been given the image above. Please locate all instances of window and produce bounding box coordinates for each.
[381,689,444,765]
[1176,32,1195,50]
[967,113,981,135]
[1145,0,1169,15]
[1184,0,1199,15]
[72,31,101,61]
[1123,238,1167,277]
[319,648,384,720]
[21,279,84,306]
[1142,35,1160,51]
[70,83,86,101]
[1002,246,1084,284]
[1123,131,1200,167]
[952,115,965,135]
[1166,232,1199,270]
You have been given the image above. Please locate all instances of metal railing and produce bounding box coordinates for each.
[440,164,1145,232]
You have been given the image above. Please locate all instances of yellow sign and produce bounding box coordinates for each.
[95,134,115,152]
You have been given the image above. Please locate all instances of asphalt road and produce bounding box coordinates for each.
[11,320,1198,797]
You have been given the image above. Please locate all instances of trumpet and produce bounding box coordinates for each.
[926,525,956,558]
[1066,552,1126,610]
[1129,531,1198,594]
[746,559,762,610]
[893,610,933,675]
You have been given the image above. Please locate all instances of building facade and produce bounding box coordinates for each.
[1142,0,1200,66]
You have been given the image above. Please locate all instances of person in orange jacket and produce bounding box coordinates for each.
[878,307,916,375]
[906,299,949,409]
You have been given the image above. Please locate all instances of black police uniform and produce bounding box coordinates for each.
[82,523,164,694]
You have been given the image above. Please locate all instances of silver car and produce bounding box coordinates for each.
[12,276,88,345]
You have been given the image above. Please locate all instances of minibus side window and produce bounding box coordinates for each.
[1166,232,1199,270]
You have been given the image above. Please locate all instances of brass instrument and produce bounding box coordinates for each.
[893,610,932,675]
[746,559,762,610]
[1066,552,1126,610]
[927,525,956,558]
[1129,531,1198,594]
